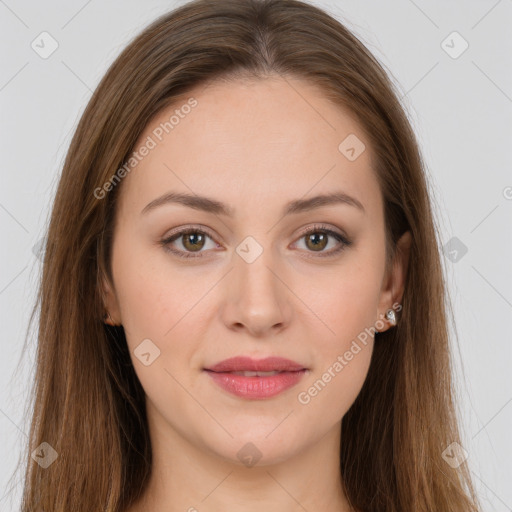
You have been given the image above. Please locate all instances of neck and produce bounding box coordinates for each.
[126,402,353,512]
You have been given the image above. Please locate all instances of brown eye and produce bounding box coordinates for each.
[181,232,206,252]
[161,227,218,259]
[305,232,328,252]
[294,225,352,258]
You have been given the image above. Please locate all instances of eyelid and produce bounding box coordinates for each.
[163,223,218,242]
[294,223,348,242]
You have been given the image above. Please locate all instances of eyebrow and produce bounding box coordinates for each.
[141,190,365,217]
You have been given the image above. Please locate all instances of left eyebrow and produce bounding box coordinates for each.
[140,190,365,217]
[284,192,365,215]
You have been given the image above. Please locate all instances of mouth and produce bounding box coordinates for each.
[203,356,308,400]
[219,370,286,377]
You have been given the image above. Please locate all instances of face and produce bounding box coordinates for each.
[103,75,409,466]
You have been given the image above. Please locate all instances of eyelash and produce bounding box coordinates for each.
[160,223,352,260]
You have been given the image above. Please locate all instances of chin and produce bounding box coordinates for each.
[201,427,305,468]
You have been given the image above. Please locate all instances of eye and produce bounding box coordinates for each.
[292,223,352,258]
[160,226,219,259]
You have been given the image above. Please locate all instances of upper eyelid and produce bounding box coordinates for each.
[163,223,345,241]
[163,225,219,244]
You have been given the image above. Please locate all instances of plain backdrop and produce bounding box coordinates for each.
[1,0,511,510]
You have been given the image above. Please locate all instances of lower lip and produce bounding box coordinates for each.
[205,370,307,399]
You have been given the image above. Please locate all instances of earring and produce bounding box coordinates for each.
[375,308,398,334]
[385,308,397,326]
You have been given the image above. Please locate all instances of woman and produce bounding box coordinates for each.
[17,0,482,510]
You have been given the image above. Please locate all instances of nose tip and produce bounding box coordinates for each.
[222,251,291,337]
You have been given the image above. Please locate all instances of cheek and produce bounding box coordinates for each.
[112,233,207,342]
[295,342,372,436]
[291,252,382,418]
[110,240,204,411]
[298,253,383,350]
[294,274,377,427]
[111,235,218,399]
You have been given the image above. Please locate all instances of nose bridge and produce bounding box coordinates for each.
[222,234,290,335]
[235,235,281,302]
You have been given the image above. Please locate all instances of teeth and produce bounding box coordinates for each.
[231,371,281,377]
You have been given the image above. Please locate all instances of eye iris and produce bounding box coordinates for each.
[306,232,328,251]
[183,232,205,252]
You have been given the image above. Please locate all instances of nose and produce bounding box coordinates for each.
[220,245,292,338]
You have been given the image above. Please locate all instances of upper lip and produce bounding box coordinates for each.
[205,356,306,373]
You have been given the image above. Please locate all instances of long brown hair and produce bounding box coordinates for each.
[14,0,481,510]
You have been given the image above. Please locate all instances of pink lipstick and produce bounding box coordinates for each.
[204,356,308,399]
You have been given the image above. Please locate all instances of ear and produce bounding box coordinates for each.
[376,230,412,331]
[101,274,122,326]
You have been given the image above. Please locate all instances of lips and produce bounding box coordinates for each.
[204,356,308,399]
[205,356,306,373]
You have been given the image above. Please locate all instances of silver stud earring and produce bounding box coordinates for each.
[376,308,398,334]
[385,308,397,326]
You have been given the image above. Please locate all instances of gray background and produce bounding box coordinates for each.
[1,0,511,510]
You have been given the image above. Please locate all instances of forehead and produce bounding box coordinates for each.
[116,76,382,221]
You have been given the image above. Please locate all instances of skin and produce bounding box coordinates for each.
[102,74,411,512]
